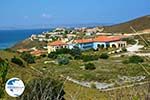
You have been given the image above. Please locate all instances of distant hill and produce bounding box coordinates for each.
[103,15,150,33]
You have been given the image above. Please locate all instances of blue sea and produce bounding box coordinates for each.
[0,29,50,49]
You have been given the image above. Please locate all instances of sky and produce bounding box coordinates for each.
[0,0,150,29]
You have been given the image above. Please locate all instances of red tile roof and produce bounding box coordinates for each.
[17,48,30,53]
[94,36,121,42]
[48,40,67,46]
[74,36,122,43]
[74,38,94,43]
[30,50,46,56]
[48,36,124,46]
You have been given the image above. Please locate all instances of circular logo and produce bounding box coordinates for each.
[5,78,25,97]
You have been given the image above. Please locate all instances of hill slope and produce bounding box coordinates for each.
[103,15,150,33]
[11,38,47,50]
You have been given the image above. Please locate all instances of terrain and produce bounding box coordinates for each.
[103,15,150,33]
[1,15,150,100]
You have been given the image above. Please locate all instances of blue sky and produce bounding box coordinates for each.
[0,0,150,28]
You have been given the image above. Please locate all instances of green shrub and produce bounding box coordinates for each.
[100,53,109,59]
[56,48,71,54]
[11,56,24,67]
[48,52,58,59]
[122,47,127,52]
[120,54,125,57]
[85,63,96,70]
[82,55,99,62]
[48,47,82,60]
[20,52,35,64]
[0,58,8,84]
[41,54,47,58]
[57,57,69,65]
[122,60,129,64]
[0,87,4,98]
[122,38,136,45]
[70,46,82,57]
[128,55,144,64]
[74,55,82,60]
[18,78,65,100]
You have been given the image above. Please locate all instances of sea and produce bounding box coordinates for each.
[0,29,51,49]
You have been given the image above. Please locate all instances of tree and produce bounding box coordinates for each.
[11,56,24,67]
[18,78,65,100]
[20,52,35,64]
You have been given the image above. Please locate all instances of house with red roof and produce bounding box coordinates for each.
[47,40,68,53]
[30,50,47,56]
[47,36,127,53]
[74,36,127,50]
[93,36,127,50]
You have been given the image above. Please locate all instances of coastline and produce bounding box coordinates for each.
[0,28,50,49]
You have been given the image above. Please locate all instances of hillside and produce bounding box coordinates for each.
[103,15,150,33]
[11,39,47,50]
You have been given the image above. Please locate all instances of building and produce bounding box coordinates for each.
[30,50,47,56]
[74,38,94,50]
[93,36,127,50]
[47,40,68,53]
[47,36,127,53]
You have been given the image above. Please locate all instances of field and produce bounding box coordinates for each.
[0,48,150,100]
[32,52,150,83]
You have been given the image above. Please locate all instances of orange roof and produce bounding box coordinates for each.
[74,36,122,43]
[30,50,46,56]
[48,40,67,46]
[94,36,121,42]
[75,38,94,43]
[17,48,30,53]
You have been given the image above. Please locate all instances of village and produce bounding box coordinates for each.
[5,25,148,92]
[16,27,130,56]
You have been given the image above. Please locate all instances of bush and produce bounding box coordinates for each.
[0,87,4,98]
[122,38,136,45]
[0,58,8,84]
[48,47,82,60]
[85,63,96,70]
[82,55,99,62]
[57,57,69,65]
[122,47,127,52]
[11,56,24,67]
[48,52,58,59]
[129,55,144,64]
[70,46,82,57]
[74,55,82,60]
[18,78,65,100]
[20,52,35,64]
[100,53,109,59]
[41,54,47,58]
[122,60,129,64]
[56,48,71,54]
